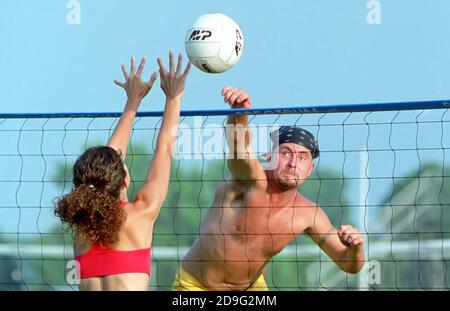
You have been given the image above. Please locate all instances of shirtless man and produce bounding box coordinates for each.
[173,87,365,291]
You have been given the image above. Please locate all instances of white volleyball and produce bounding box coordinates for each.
[185,13,244,73]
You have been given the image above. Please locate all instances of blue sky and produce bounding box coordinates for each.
[1,1,450,233]
[1,0,449,114]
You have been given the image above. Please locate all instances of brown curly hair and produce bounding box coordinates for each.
[55,146,127,246]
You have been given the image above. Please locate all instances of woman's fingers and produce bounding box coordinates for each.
[114,80,126,89]
[130,56,136,76]
[136,56,146,79]
[147,72,158,88]
[121,64,129,80]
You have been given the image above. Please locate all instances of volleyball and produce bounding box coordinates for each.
[185,13,244,73]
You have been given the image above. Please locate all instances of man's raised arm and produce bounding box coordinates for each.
[223,87,266,189]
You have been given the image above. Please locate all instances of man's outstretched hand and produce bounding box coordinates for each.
[221,86,251,108]
[337,225,364,248]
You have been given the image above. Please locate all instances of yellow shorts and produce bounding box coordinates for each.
[172,267,268,291]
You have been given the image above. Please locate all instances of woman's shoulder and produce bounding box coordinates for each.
[73,233,95,256]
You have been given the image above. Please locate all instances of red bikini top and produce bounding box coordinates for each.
[75,202,151,279]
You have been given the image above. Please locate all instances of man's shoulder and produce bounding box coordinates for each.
[295,193,320,217]
[289,194,319,234]
[294,193,319,210]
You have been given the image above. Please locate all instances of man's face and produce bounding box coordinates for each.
[269,143,315,188]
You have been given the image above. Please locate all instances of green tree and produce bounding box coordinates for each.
[370,162,450,290]
[0,234,24,290]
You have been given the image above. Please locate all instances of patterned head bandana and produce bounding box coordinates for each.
[270,126,320,159]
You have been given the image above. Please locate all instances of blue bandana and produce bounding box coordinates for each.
[270,126,320,159]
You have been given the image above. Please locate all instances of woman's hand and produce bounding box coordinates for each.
[157,51,191,101]
[114,56,158,104]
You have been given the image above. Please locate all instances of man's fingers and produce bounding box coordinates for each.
[340,226,358,235]
[224,92,234,103]
[351,237,363,246]
[121,64,129,80]
[342,230,359,242]
[341,228,353,235]
[130,56,136,76]
[228,93,240,106]
[136,56,146,78]
[340,232,348,242]
[236,93,249,104]
[223,89,248,107]
[221,86,232,96]
[242,98,251,108]
[340,228,364,246]
[340,229,354,241]
[349,236,363,247]
[223,89,235,103]
[346,236,354,245]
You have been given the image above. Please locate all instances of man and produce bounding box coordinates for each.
[173,87,365,291]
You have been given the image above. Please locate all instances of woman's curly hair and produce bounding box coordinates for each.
[55,146,127,246]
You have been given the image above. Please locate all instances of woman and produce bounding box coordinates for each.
[55,52,191,290]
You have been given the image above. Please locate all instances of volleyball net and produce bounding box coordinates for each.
[1,99,450,290]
